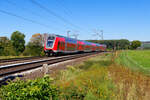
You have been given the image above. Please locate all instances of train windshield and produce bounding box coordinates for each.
[47,36,55,48]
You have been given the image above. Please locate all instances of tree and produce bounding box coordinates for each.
[23,33,44,56]
[131,40,141,49]
[30,33,43,46]
[0,37,16,56]
[118,39,130,49]
[11,31,25,55]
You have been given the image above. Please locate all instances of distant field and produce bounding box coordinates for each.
[143,43,150,49]
[116,50,150,73]
[127,50,150,68]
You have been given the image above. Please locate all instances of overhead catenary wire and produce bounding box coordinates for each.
[30,0,93,37]
[0,9,57,30]
[55,0,92,34]
[5,0,58,24]
[2,0,91,38]
[55,0,73,17]
[30,0,80,29]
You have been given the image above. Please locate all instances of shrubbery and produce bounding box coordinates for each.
[0,75,59,100]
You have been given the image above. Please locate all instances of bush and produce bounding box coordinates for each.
[0,75,59,100]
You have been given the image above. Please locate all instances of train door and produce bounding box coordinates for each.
[57,40,65,52]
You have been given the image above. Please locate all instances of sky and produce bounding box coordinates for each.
[0,0,150,43]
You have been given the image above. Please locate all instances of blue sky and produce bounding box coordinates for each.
[0,0,150,43]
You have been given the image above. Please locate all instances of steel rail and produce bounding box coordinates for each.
[0,52,100,78]
[0,56,46,63]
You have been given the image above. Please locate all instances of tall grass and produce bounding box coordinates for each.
[55,53,117,100]
[111,50,150,100]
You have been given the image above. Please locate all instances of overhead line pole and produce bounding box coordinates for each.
[101,30,104,40]
[92,29,104,40]
[67,30,70,37]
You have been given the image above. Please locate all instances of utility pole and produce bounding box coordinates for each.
[72,33,79,39]
[67,30,70,37]
[71,30,79,39]
[93,29,104,40]
[101,30,104,40]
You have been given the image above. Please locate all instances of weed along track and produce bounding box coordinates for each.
[0,52,102,81]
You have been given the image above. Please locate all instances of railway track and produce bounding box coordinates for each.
[0,52,101,78]
[0,56,47,65]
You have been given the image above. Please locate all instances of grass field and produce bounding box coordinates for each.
[143,43,150,49]
[127,50,150,68]
[116,50,150,74]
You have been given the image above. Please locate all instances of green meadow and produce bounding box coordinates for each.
[116,50,150,74]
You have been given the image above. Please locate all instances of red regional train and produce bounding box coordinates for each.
[44,34,106,56]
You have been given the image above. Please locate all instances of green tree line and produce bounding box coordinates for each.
[88,39,141,50]
[0,31,44,56]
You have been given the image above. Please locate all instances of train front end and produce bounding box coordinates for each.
[44,34,56,56]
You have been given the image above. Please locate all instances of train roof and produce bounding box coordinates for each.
[55,34,77,41]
